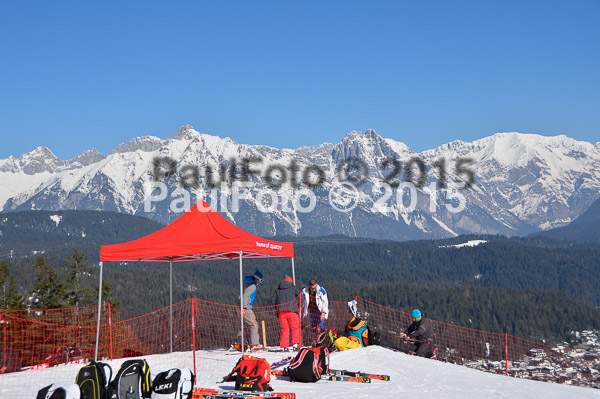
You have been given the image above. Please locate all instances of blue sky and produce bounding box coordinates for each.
[1,1,599,159]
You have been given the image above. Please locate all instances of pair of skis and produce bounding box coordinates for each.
[270,368,370,383]
[192,387,295,399]
[325,374,371,383]
[265,346,299,353]
[270,368,389,383]
[228,345,297,355]
[326,368,390,382]
[270,356,293,369]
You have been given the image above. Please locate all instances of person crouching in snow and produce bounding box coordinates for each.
[237,269,263,350]
[400,308,434,358]
[271,275,301,350]
[301,279,329,333]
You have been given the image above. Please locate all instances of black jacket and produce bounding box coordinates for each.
[406,318,433,342]
[271,280,301,314]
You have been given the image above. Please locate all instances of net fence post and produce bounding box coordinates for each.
[505,333,509,376]
[239,251,244,353]
[169,257,173,353]
[94,261,103,362]
[298,291,304,346]
[1,313,5,372]
[108,302,113,361]
[191,297,197,381]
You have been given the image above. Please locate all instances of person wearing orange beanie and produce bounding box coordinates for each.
[271,275,301,350]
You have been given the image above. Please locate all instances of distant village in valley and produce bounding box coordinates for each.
[465,330,600,389]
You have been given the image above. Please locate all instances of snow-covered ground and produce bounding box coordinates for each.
[439,240,488,248]
[2,346,599,398]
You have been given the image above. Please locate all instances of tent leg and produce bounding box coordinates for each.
[170,258,173,353]
[291,257,296,285]
[94,261,103,362]
[239,252,244,353]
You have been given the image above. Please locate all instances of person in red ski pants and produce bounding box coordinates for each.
[271,275,301,349]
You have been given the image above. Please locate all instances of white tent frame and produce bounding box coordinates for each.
[94,253,295,360]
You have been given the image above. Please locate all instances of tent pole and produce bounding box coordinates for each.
[291,257,296,285]
[239,251,244,353]
[170,257,173,353]
[94,261,103,362]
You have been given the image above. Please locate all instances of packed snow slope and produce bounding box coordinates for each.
[2,346,599,398]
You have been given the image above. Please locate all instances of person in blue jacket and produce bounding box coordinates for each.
[236,269,263,349]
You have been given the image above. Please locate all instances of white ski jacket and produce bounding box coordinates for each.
[301,284,329,319]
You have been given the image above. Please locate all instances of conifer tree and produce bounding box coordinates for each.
[30,255,65,309]
[63,249,95,306]
[0,260,24,309]
[98,279,118,308]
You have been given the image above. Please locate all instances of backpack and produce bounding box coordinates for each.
[223,355,272,392]
[346,317,380,347]
[76,362,113,399]
[345,317,369,347]
[368,328,381,346]
[37,382,81,399]
[107,359,152,399]
[287,346,329,382]
[151,367,195,399]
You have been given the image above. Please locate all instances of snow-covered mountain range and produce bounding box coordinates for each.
[1,125,599,240]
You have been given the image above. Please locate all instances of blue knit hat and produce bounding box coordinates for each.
[253,269,264,282]
[411,309,422,319]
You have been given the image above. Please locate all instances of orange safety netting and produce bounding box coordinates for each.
[0,296,583,397]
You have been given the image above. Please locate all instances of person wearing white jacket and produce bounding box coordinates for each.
[301,279,329,333]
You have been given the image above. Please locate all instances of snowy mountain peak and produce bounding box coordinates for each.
[481,132,592,151]
[173,124,202,140]
[110,135,164,154]
[467,132,593,167]
[21,146,59,160]
[383,138,414,156]
[339,129,391,149]
[343,129,381,141]
[484,133,538,165]
[17,146,64,174]
[67,148,105,167]
[335,129,413,164]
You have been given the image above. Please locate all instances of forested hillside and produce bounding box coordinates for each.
[1,211,599,344]
[0,210,164,258]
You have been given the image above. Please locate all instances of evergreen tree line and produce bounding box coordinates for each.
[0,249,114,310]
[2,211,599,305]
[4,235,600,306]
[1,248,599,344]
[0,210,164,258]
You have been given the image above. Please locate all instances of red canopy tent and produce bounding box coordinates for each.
[95,200,295,359]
